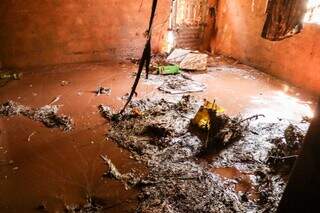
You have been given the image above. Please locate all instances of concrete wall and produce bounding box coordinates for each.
[212,0,320,94]
[0,0,170,68]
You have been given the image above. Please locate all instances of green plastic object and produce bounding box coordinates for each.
[158,65,180,75]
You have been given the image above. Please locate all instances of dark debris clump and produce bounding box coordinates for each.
[0,101,73,131]
[95,87,111,96]
[267,124,305,173]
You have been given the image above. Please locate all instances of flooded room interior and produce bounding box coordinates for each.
[0,0,320,212]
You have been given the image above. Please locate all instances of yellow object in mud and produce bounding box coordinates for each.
[192,100,224,130]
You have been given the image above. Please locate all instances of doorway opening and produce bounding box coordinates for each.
[168,0,210,51]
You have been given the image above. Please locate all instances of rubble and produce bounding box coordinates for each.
[179,53,208,71]
[100,95,309,212]
[158,75,206,94]
[64,196,104,213]
[103,96,247,212]
[0,101,73,131]
[167,48,192,63]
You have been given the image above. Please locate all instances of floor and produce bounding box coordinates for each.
[0,60,316,212]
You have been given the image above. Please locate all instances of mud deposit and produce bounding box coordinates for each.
[100,96,309,212]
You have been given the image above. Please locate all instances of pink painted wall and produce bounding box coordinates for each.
[0,0,170,68]
[213,0,320,94]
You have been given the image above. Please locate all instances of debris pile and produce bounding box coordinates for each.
[166,48,192,63]
[191,100,249,152]
[179,53,208,71]
[211,120,308,212]
[101,96,248,212]
[267,124,305,172]
[0,101,73,131]
[64,196,104,213]
[99,95,309,212]
[144,74,206,94]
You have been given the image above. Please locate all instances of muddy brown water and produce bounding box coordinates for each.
[0,61,316,212]
[212,167,259,201]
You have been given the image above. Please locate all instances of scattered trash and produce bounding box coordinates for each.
[192,100,225,129]
[179,53,208,71]
[157,65,180,75]
[158,75,206,94]
[27,131,37,142]
[120,93,130,101]
[103,96,249,211]
[49,95,61,105]
[191,100,254,152]
[0,101,73,131]
[0,71,22,87]
[60,80,71,86]
[95,87,111,96]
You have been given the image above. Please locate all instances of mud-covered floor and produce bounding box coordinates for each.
[0,60,316,212]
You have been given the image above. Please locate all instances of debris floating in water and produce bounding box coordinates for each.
[64,195,104,213]
[0,101,73,131]
[95,87,111,96]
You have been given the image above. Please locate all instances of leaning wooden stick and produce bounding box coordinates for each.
[120,0,158,114]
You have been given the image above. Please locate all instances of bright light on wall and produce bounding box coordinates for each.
[304,0,320,24]
[166,30,175,52]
